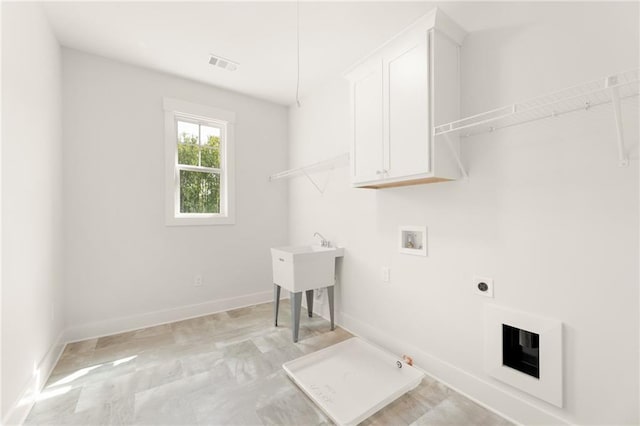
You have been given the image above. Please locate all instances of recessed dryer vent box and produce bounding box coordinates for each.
[399,226,427,256]
[484,304,563,407]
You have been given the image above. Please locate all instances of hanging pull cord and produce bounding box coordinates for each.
[295,0,301,107]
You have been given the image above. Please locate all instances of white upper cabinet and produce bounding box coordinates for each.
[352,57,384,183]
[385,30,430,179]
[345,9,466,189]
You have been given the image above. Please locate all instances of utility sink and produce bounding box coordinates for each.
[271,245,344,293]
[271,244,344,342]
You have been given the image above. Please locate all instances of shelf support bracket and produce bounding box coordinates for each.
[442,133,469,179]
[301,168,327,194]
[607,76,629,167]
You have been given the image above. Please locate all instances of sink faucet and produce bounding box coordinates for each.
[314,232,330,247]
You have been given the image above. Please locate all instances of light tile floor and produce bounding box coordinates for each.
[25,301,512,425]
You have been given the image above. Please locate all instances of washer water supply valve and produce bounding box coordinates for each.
[396,354,414,368]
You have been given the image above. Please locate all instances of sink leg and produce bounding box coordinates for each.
[291,292,302,343]
[328,286,335,331]
[273,284,281,327]
[305,290,314,318]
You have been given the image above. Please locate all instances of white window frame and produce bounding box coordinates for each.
[163,97,235,226]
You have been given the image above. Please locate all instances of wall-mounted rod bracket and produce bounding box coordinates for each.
[268,153,349,194]
[607,76,629,167]
[442,133,468,179]
[301,168,327,194]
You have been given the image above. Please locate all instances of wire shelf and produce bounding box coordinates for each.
[434,69,640,138]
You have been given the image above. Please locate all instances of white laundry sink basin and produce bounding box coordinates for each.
[271,245,344,293]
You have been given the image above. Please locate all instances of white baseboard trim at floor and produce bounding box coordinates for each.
[337,312,571,426]
[2,331,66,426]
[64,290,273,343]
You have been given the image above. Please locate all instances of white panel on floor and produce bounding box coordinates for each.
[283,337,424,425]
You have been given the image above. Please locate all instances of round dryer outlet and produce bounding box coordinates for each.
[473,276,494,298]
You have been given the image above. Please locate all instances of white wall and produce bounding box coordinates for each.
[288,3,639,425]
[62,49,289,341]
[1,3,65,423]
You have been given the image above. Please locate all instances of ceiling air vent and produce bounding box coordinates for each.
[209,54,238,71]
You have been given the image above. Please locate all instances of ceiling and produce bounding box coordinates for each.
[41,2,580,106]
[42,1,445,106]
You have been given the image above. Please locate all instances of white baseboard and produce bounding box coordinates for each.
[64,290,273,343]
[2,331,65,426]
[338,312,571,426]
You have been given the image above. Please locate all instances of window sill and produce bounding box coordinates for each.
[166,214,235,226]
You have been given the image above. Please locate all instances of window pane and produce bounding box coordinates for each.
[177,121,199,166]
[200,125,221,168]
[179,170,220,214]
[177,121,199,144]
[200,147,220,168]
[200,125,220,146]
[177,144,199,166]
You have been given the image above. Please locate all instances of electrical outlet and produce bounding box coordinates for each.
[194,275,203,287]
[474,276,494,298]
[315,288,324,300]
[382,267,391,283]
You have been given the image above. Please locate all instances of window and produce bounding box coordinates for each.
[164,98,235,225]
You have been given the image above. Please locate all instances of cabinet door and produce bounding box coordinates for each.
[352,61,384,184]
[385,32,430,178]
